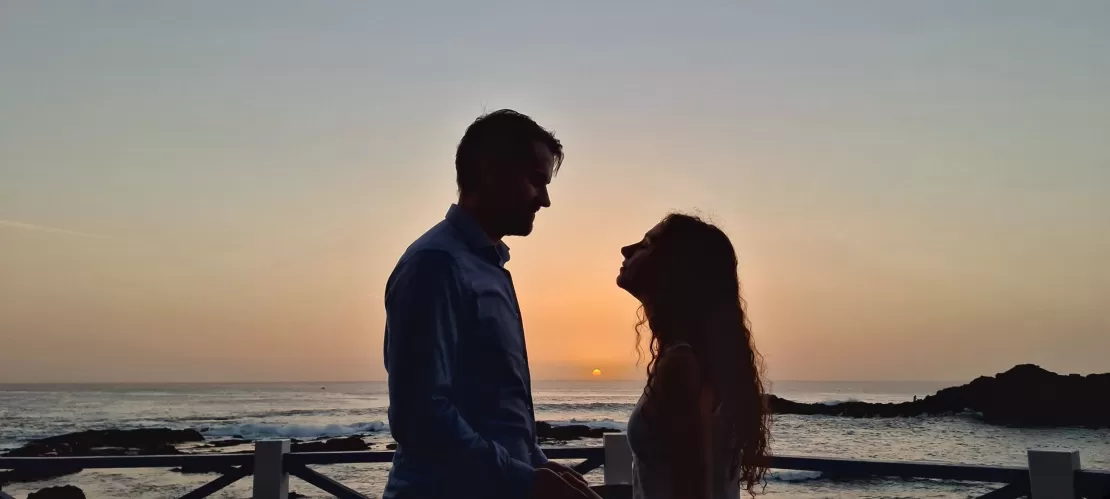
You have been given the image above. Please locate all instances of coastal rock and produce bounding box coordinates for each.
[27,485,86,499]
[3,428,202,458]
[536,422,619,441]
[1,428,200,484]
[205,438,250,448]
[289,436,369,453]
[386,443,398,450]
[769,364,1110,428]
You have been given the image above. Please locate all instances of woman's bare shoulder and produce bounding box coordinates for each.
[654,343,702,390]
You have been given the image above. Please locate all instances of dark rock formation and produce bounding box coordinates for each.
[767,395,932,418]
[205,438,250,448]
[386,443,398,450]
[3,428,202,458]
[1,428,203,484]
[536,422,619,441]
[770,364,1110,428]
[289,436,369,453]
[27,485,86,499]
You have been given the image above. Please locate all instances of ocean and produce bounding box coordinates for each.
[2,380,1108,498]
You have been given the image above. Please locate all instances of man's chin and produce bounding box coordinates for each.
[505,220,535,237]
[507,225,534,237]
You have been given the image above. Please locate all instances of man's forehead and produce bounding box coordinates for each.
[531,141,555,161]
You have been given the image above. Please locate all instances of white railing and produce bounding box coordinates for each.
[2,434,1108,499]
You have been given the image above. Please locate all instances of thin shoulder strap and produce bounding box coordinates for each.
[666,341,723,413]
[666,340,693,352]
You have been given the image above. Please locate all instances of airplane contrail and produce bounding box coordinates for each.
[0,219,110,239]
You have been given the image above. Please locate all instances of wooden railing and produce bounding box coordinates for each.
[2,434,1107,499]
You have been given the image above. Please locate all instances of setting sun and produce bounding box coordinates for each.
[592,369,602,377]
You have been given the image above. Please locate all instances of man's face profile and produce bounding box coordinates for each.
[485,140,555,237]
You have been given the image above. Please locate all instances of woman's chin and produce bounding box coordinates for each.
[617,273,639,296]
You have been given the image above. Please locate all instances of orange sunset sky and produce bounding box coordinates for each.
[1,2,1108,383]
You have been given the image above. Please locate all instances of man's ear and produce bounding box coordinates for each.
[476,159,499,190]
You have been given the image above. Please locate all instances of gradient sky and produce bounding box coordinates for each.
[1,1,1107,383]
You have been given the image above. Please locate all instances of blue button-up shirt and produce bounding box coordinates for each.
[382,205,546,499]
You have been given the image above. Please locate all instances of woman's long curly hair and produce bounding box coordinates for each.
[634,213,770,496]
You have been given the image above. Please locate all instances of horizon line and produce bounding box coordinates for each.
[0,378,969,386]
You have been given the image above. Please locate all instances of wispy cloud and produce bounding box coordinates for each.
[0,219,109,239]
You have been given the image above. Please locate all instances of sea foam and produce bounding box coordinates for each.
[543,418,628,431]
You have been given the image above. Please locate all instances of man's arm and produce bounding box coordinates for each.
[531,440,549,466]
[385,249,534,498]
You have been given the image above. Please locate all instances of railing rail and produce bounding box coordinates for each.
[1078,469,1110,499]
[767,454,1031,483]
[2,436,1108,499]
[0,453,254,471]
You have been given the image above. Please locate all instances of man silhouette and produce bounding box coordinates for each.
[383,110,598,499]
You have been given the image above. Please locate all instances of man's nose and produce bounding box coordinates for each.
[621,245,633,258]
[537,187,551,208]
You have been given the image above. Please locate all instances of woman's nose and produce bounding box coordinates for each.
[621,245,634,258]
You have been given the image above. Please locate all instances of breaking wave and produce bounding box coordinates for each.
[533,402,636,413]
[543,418,628,431]
[768,470,823,482]
[819,398,861,406]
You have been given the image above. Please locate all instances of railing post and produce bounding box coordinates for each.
[603,433,633,486]
[253,439,290,499]
[1027,449,1080,499]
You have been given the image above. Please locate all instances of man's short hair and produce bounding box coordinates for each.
[455,109,563,194]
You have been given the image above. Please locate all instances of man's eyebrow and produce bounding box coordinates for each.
[532,168,553,182]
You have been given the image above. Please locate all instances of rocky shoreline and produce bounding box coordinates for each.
[769,364,1110,429]
[3,364,1106,493]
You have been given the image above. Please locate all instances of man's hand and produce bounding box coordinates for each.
[538,461,589,488]
[531,468,602,499]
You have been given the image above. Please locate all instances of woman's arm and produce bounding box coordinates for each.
[644,345,713,499]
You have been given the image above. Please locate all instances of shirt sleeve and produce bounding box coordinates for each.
[531,440,549,466]
[383,249,535,498]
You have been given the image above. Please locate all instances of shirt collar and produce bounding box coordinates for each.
[445,204,511,266]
